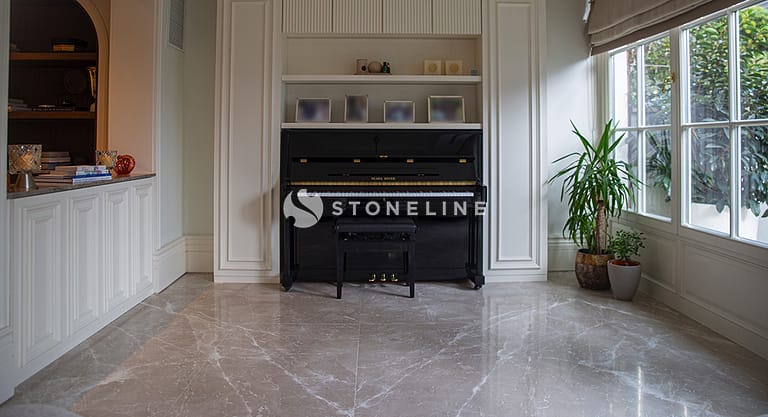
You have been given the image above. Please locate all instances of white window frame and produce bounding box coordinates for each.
[602,0,768,249]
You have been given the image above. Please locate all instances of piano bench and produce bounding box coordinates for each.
[334,217,416,299]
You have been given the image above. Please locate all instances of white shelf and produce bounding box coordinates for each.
[281,122,482,130]
[282,74,482,85]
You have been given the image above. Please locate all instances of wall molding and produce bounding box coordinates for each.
[153,236,186,291]
[547,237,577,271]
[186,235,213,273]
[639,277,768,360]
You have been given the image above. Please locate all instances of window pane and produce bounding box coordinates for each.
[740,126,768,243]
[613,49,638,127]
[689,127,731,234]
[644,37,671,126]
[645,130,672,218]
[739,3,768,120]
[688,16,730,123]
[615,130,639,211]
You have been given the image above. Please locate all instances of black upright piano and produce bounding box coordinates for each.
[280,128,486,290]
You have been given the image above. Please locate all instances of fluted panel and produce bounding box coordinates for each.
[383,0,431,34]
[282,0,332,33]
[433,0,481,35]
[333,0,382,33]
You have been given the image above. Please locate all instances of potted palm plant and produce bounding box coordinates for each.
[607,230,645,301]
[548,120,639,290]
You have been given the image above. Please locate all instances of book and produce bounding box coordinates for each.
[53,165,108,175]
[37,173,112,185]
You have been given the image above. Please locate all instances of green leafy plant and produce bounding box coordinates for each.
[608,230,646,264]
[647,132,672,202]
[548,121,640,255]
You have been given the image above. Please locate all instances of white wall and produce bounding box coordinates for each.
[157,0,185,247]
[182,0,215,237]
[545,0,592,270]
[108,0,157,171]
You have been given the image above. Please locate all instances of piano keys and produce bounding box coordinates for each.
[280,128,486,290]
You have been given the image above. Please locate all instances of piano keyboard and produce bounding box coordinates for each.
[298,191,475,198]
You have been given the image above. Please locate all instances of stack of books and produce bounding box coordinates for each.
[51,38,88,52]
[41,152,71,171]
[36,165,112,185]
[7,98,29,112]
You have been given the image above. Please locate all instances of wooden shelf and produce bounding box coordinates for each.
[10,51,97,62]
[281,122,481,130]
[282,74,482,85]
[8,111,96,120]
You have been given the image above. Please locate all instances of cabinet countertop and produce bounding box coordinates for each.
[7,173,155,200]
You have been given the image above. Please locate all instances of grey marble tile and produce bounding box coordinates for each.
[2,273,768,417]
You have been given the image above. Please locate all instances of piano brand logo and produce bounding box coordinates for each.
[283,189,324,228]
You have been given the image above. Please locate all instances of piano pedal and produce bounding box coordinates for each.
[380,272,387,282]
[390,273,398,282]
[369,273,377,283]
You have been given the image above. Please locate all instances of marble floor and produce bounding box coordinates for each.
[1,273,767,417]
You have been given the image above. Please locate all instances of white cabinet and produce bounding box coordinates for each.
[282,0,480,35]
[484,0,547,280]
[333,0,382,33]
[282,0,332,33]
[8,177,156,387]
[12,199,65,366]
[215,0,280,281]
[104,187,131,310]
[383,0,431,34]
[68,191,101,335]
[133,183,154,294]
[433,0,481,35]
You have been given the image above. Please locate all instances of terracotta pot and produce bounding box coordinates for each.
[575,249,614,290]
[607,260,642,301]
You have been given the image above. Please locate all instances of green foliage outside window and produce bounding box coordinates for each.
[642,6,768,218]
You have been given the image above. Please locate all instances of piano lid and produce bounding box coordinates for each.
[281,128,483,184]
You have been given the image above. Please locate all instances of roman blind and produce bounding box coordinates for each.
[587,0,745,54]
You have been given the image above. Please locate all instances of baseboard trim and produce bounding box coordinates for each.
[548,237,577,272]
[639,278,768,360]
[185,235,213,273]
[153,237,187,291]
[213,273,279,283]
[485,273,548,283]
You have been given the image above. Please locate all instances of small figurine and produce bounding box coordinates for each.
[382,62,391,73]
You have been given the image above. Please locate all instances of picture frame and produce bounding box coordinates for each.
[445,60,464,76]
[428,95,465,123]
[344,95,368,123]
[423,60,442,75]
[384,101,415,123]
[295,98,331,123]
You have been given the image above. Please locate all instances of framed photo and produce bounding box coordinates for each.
[296,98,331,123]
[423,60,442,75]
[344,95,368,123]
[445,60,463,75]
[384,101,415,123]
[428,96,465,123]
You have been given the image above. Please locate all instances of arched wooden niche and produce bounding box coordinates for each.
[8,0,106,164]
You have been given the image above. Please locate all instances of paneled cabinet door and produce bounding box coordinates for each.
[217,0,279,278]
[132,182,154,294]
[333,0,382,33]
[485,0,546,277]
[282,0,332,33]
[13,199,65,366]
[382,0,431,34]
[433,0,481,35]
[103,186,131,311]
[68,192,102,335]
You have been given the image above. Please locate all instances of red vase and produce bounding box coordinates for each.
[115,154,136,175]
